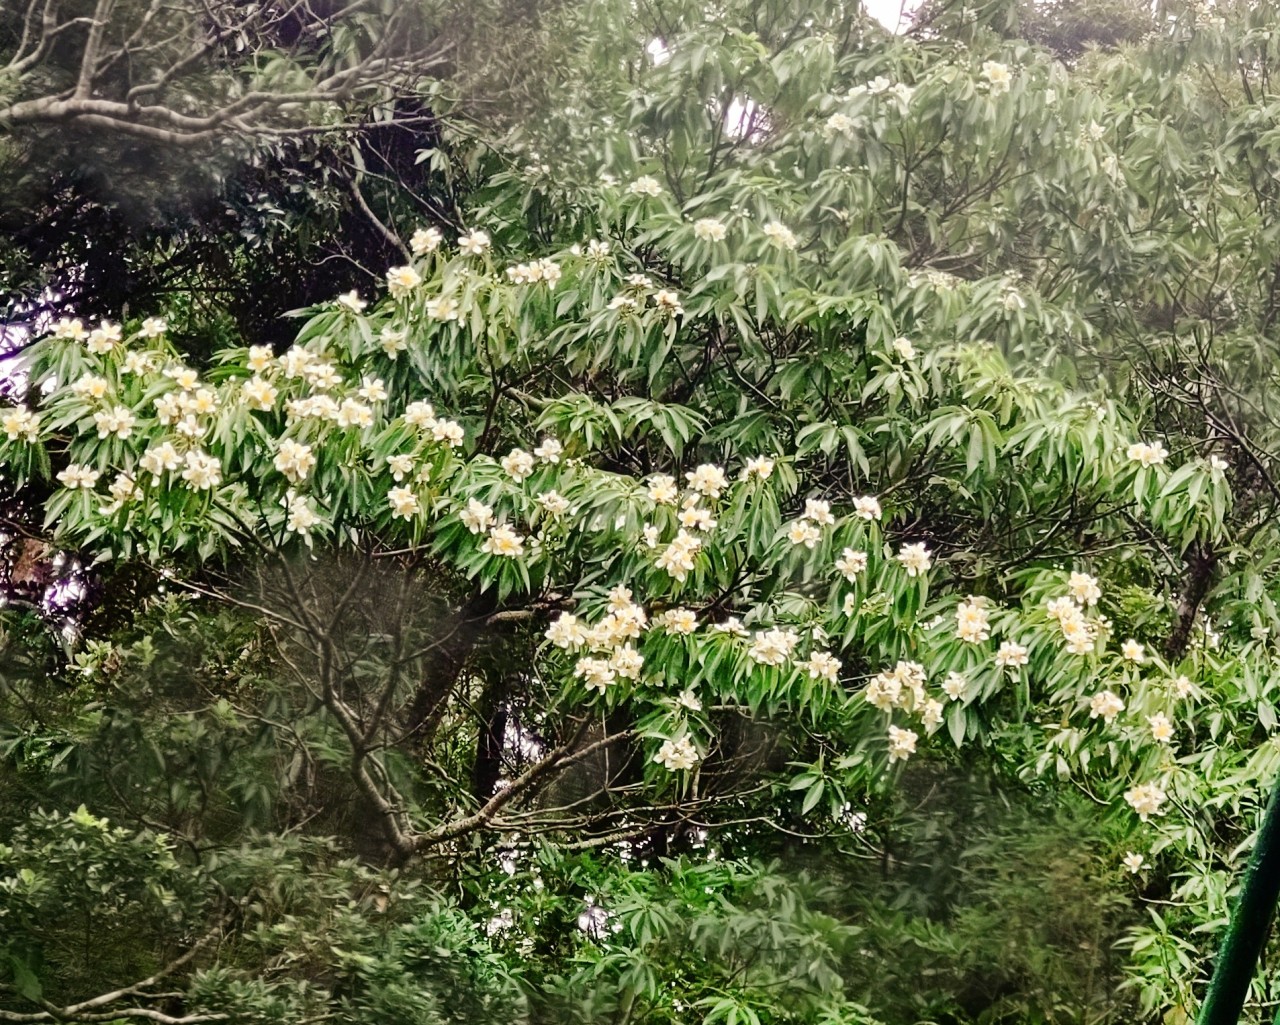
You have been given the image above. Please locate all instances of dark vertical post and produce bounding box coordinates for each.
[1197,779,1280,1025]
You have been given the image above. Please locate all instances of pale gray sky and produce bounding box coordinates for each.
[863,0,919,32]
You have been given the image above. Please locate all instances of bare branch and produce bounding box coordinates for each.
[0,921,229,1023]
[0,2,454,143]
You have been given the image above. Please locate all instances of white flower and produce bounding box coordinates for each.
[92,405,136,439]
[122,351,155,375]
[241,376,278,411]
[677,688,702,712]
[138,313,167,337]
[1209,454,1229,471]
[460,499,495,534]
[654,735,700,771]
[921,698,944,729]
[943,672,968,700]
[336,290,367,312]
[1,407,40,442]
[388,486,420,520]
[182,388,218,415]
[652,289,683,316]
[1068,571,1102,606]
[787,520,821,549]
[865,672,901,711]
[537,490,571,516]
[981,60,1012,95]
[1122,851,1146,874]
[246,345,273,372]
[1121,639,1145,663]
[174,414,203,439]
[508,262,543,285]
[896,542,932,577]
[1002,290,1027,312]
[713,617,748,637]
[282,347,320,381]
[887,725,917,763]
[825,112,855,136]
[994,641,1029,668]
[56,463,100,489]
[410,226,443,255]
[647,474,679,505]
[72,374,109,400]
[100,472,141,513]
[762,220,798,250]
[610,645,644,679]
[482,524,525,558]
[742,456,774,479]
[426,295,460,322]
[800,651,841,682]
[537,259,562,286]
[693,218,727,242]
[678,503,716,532]
[302,361,340,392]
[1171,674,1194,698]
[685,464,728,499]
[1124,782,1168,821]
[280,491,320,535]
[336,399,373,429]
[748,627,800,666]
[1148,713,1174,744]
[891,336,916,361]
[627,175,663,197]
[802,498,835,526]
[51,317,88,341]
[403,400,436,429]
[86,320,122,354]
[386,265,422,298]
[1088,690,1125,722]
[656,529,702,582]
[458,229,491,256]
[501,448,535,482]
[955,598,990,643]
[1059,612,1097,655]
[380,326,409,358]
[853,495,882,520]
[140,442,181,477]
[1127,440,1168,467]
[357,377,387,403]
[181,449,222,490]
[835,547,867,580]
[641,524,660,548]
[575,656,616,693]
[432,419,465,447]
[663,608,698,635]
[547,614,589,650]
[534,437,563,463]
[274,439,316,483]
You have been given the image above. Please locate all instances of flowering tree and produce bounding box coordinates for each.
[4,0,1280,1021]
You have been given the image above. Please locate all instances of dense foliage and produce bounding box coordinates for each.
[6,0,1280,1022]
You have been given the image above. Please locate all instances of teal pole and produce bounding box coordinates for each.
[1197,779,1280,1025]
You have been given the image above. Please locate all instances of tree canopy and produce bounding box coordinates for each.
[4,0,1280,1023]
